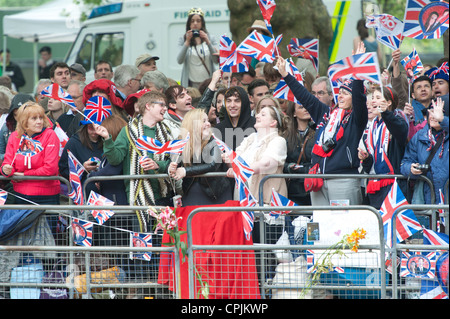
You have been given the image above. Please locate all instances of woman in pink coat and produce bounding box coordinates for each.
[1,102,60,205]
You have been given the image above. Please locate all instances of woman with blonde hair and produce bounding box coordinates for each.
[1,102,60,205]
[168,108,232,206]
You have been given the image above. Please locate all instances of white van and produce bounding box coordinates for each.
[64,0,231,83]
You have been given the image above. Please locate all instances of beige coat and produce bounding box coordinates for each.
[236,131,287,205]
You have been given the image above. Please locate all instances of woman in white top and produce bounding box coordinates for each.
[177,7,219,88]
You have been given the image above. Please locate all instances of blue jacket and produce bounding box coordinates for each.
[400,116,449,204]
[284,74,368,174]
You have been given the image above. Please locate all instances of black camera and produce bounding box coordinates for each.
[417,164,430,173]
[192,29,200,37]
[321,139,336,153]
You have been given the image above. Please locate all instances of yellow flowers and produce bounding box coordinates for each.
[344,228,367,252]
[300,228,367,298]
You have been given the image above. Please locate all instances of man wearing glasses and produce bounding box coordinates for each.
[57,80,86,138]
[95,90,174,222]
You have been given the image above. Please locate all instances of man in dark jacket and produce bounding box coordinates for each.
[214,86,256,151]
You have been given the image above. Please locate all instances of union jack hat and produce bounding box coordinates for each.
[80,96,112,125]
[425,62,449,82]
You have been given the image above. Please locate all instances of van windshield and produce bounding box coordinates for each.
[74,32,124,72]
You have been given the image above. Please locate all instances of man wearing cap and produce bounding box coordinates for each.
[135,54,159,77]
[70,63,87,83]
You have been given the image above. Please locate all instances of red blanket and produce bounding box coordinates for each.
[157,200,261,299]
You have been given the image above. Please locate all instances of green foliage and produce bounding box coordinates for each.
[0,0,51,6]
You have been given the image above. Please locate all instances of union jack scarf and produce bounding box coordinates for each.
[426,129,445,158]
[312,108,350,158]
[365,117,395,193]
[126,116,172,232]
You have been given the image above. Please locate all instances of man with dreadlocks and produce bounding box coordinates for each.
[95,91,174,232]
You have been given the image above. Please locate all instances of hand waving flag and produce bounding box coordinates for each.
[273,58,304,103]
[327,52,381,84]
[287,38,319,72]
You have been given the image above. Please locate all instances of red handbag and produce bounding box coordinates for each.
[304,163,323,192]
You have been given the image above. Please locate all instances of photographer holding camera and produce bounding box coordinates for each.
[177,7,219,88]
[401,97,448,205]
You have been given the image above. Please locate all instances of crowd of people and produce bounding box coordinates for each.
[0,6,448,299]
[0,7,448,232]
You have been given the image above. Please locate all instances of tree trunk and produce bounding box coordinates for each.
[227,0,333,76]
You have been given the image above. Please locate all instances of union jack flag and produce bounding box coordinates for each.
[67,150,85,205]
[269,188,298,219]
[136,133,190,155]
[366,14,405,50]
[238,182,257,241]
[236,30,276,63]
[400,250,437,279]
[327,52,381,84]
[212,134,233,154]
[130,232,153,261]
[51,120,68,157]
[403,0,449,40]
[378,179,421,248]
[328,78,344,105]
[232,154,254,188]
[420,233,448,299]
[420,278,449,299]
[219,35,249,73]
[72,218,93,247]
[0,189,7,205]
[82,96,112,125]
[401,48,424,82]
[287,38,319,72]
[87,191,115,225]
[273,58,304,103]
[422,228,449,246]
[256,0,277,34]
[40,83,76,109]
